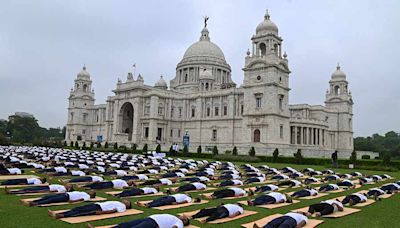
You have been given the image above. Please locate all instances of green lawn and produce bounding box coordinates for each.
[0,162,399,228]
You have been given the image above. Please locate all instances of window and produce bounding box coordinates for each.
[70,112,74,122]
[170,129,173,137]
[215,107,219,116]
[349,118,352,128]
[212,129,217,141]
[279,77,282,83]
[253,129,260,142]
[158,106,163,115]
[205,83,209,90]
[83,113,88,123]
[96,115,99,122]
[256,75,261,81]
[82,129,86,134]
[278,95,284,110]
[144,127,149,138]
[178,107,182,118]
[171,107,174,118]
[144,105,150,115]
[259,43,266,55]
[178,129,181,137]
[280,125,283,139]
[83,84,87,92]
[256,97,262,108]
[207,107,211,117]
[223,106,227,116]
[241,104,244,115]
[334,85,340,95]
[191,108,195,118]
[184,74,188,82]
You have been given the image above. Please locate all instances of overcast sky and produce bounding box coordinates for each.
[0,0,399,137]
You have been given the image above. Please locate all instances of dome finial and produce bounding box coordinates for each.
[337,62,340,70]
[246,48,251,56]
[83,64,86,70]
[264,9,270,20]
[203,15,209,28]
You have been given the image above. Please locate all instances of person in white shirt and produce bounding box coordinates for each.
[1,177,46,186]
[2,168,22,175]
[49,200,132,219]
[102,214,190,228]
[341,193,368,206]
[167,182,206,194]
[277,179,302,188]
[319,184,340,192]
[69,176,103,183]
[367,188,385,199]
[291,188,319,198]
[115,186,159,197]
[140,178,174,186]
[253,184,279,193]
[247,192,292,206]
[27,191,96,206]
[190,203,244,223]
[7,184,72,194]
[139,193,201,208]
[244,176,265,184]
[208,187,247,199]
[219,179,243,187]
[84,179,133,190]
[255,212,308,228]
[304,199,344,217]
[71,170,86,176]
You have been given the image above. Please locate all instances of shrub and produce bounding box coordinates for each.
[249,147,256,156]
[350,150,357,164]
[294,149,303,164]
[213,154,261,163]
[225,150,232,155]
[131,144,137,153]
[113,142,118,150]
[104,142,109,148]
[74,141,79,149]
[90,142,94,149]
[183,145,189,155]
[70,141,74,147]
[142,144,148,153]
[272,148,279,163]
[63,141,67,147]
[361,155,371,159]
[96,142,102,148]
[156,144,161,153]
[197,145,202,154]
[212,146,219,155]
[82,142,86,149]
[232,146,238,155]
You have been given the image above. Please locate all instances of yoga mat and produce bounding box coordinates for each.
[238,200,300,209]
[208,210,257,224]
[241,214,324,228]
[52,209,143,224]
[0,184,48,189]
[293,206,360,218]
[138,200,208,210]
[95,225,200,228]
[286,192,328,200]
[202,192,248,199]
[21,197,107,207]
[0,175,39,180]
[105,191,163,198]
[358,190,395,199]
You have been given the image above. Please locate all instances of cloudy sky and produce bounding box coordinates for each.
[0,0,399,136]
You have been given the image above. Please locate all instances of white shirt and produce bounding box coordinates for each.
[91,176,103,182]
[192,182,206,190]
[149,214,183,228]
[229,187,246,196]
[71,170,86,176]
[232,180,243,185]
[115,170,127,176]
[306,189,318,196]
[329,184,339,190]
[49,184,67,193]
[54,167,67,173]
[27,178,42,185]
[67,191,90,201]
[285,212,308,225]
[266,184,279,191]
[198,176,210,182]
[112,179,128,189]
[172,194,191,203]
[97,201,126,213]
[256,177,265,182]
[230,174,240,179]
[141,187,158,194]
[160,179,173,185]
[268,192,286,202]
[7,168,21,174]
[137,174,148,180]
[323,200,343,212]
[353,193,367,202]
[291,180,301,186]
[222,204,244,216]
[370,188,385,194]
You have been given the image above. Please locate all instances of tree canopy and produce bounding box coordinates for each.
[354,131,400,159]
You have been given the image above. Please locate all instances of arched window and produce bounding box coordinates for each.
[205,83,209,90]
[184,74,188,83]
[83,84,87,92]
[259,43,266,56]
[254,129,261,142]
[334,85,340,95]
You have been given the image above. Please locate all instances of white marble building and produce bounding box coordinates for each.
[65,11,359,157]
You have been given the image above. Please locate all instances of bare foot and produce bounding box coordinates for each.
[48,209,55,218]
[87,223,94,228]
[200,219,207,224]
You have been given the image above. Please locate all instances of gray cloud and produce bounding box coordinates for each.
[0,0,399,136]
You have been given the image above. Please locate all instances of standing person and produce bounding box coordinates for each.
[175,143,180,154]
[331,151,338,168]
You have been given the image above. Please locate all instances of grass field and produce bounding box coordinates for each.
[0,161,399,228]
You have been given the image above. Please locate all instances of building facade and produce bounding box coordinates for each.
[65,11,357,157]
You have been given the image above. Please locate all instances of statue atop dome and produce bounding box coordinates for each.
[203,16,209,28]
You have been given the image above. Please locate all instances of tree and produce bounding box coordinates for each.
[143,144,148,153]
[350,150,357,164]
[156,144,161,153]
[74,141,79,149]
[232,146,238,155]
[294,149,303,164]
[249,147,256,156]
[70,141,74,147]
[197,145,202,154]
[382,152,391,167]
[131,144,137,153]
[96,142,102,148]
[63,141,67,147]
[183,145,189,155]
[82,142,86,150]
[104,142,109,148]
[212,146,218,155]
[113,142,118,150]
[272,148,279,162]
[90,142,94,149]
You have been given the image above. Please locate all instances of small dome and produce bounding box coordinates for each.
[77,66,90,79]
[256,10,278,35]
[155,75,167,88]
[331,64,346,80]
[199,68,214,80]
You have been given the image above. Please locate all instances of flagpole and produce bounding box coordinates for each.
[133,63,136,77]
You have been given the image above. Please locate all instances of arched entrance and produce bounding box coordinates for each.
[119,102,134,141]
[254,129,261,143]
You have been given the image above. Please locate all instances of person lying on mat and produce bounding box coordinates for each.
[367,188,385,199]
[254,212,308,228]
[277,180,301,188]
[380,174,391,179]
[166,182,206,194]
[138,193,201,208]
[253,184,279,193]
[40,167,68,175]
[137,169,159,174]
[351,172,363,177]
[245,172,264,177]
[339,174,352,179]
[104,169,128,176]
[370,175,383,182]
[341,193,368,206]
[337,179,355,188]
[308,170,322,176]
[318,184,340,192]
[193,170,215,177]
[289,172,304,179]
[68,176,103,183]
[189,203,244,224]
[206,187,248,199]
[0,167,23,175]
[70,170,86,177]
[162,171,185,178]
[183,176,210,183]
[1,177,46,186]
[380,183,400,193]
[218,179,243,187]
[244,176,265,184]
[83,179,134,190]
[6,184,71,194]
[219,173,240,180]
[26,191,96,206]
[115,186,159,197]
[291,187,318,198]
[121,174,149,181]
[323,175,340,182]
[322,169,335,175]
[359,177,374,185]
[48,200,132,219]
[247,192,292,206]
[271,174,289,180]
[302,199,343,217]
[303,177,319,185]
[89,214,191,228]
[140,178,174,186]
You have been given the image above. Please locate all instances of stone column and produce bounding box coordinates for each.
[299,126,303,145]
